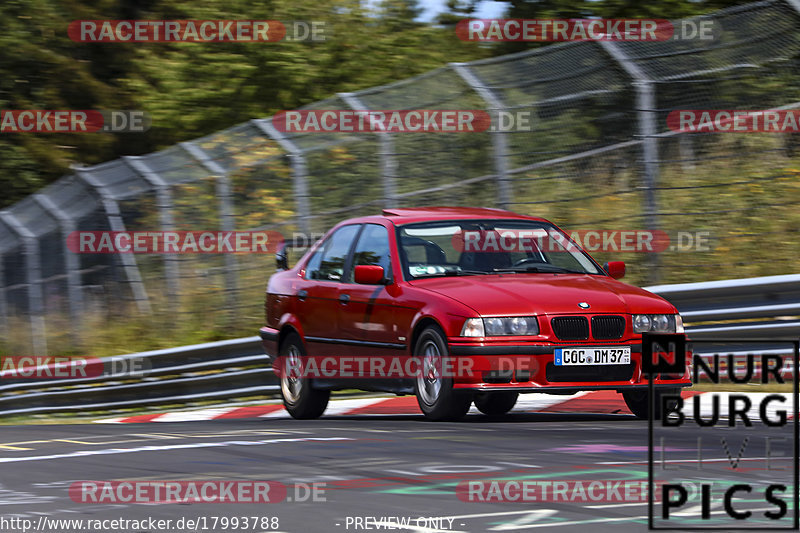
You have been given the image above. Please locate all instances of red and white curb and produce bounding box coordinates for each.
[92,390,790,424]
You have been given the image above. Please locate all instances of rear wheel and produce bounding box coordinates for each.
[623,387,681,419]
[414,326,472,421]
[474,392,519,416]
[279,333,329,419]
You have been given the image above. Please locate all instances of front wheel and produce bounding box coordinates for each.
[474,392,519,416]
[278,333,330,419]
[414,326,472,421]
[623,387,681,419]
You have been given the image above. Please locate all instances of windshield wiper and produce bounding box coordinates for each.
[446,269,488,276]
[493,265,585,274]
[413,268,488,278]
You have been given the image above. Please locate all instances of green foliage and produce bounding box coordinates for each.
[493,0,755,54]
[0,0,488,206]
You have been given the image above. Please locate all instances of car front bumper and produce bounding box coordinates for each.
[259,326,280,361]
[447,339,691,392]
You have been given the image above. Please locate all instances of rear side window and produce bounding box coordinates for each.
[305,224,360,281]
[350,224,392,278]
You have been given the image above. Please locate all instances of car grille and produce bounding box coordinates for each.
[591,316,626,340]
[546,362,635,382]
[551,317,589,340]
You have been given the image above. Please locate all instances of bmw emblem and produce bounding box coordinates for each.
[578,302,590,309]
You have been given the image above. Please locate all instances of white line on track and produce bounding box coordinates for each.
[0,437,353,463]
[154,408,238,422]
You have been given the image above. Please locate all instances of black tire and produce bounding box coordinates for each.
[278,332,330,419]
[623,387,682,420]
[414,326,472,421]
[474,392,519,416]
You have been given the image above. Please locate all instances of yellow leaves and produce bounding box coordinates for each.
[328,146,356,164]
[228,142,283,170]
[238,193,295,228]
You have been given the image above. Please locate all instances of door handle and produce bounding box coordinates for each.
[297,289,307,300]
[339,294,350,304]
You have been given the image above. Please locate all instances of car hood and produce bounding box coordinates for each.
[409,274,676,316]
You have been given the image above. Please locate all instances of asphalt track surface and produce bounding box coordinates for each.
[0,407,796,533]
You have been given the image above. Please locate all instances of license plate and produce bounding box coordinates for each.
[554,347,631,365]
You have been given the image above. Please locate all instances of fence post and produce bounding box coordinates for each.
[338,92,398,208]
[180,142,239,320]
[74,169,152,313]
[0,211,47,356]
[0,255,6,345]
[124,157,181,313]
[598,42,661,284]
[451,62,512,210]
[252,119,312,235]
[33,193,83,348]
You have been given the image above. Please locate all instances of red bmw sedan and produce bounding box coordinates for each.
[260,207,690,420]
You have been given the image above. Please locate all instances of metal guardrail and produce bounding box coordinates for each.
[0,336,275,416]
[645,274,800,357]
[0,274,798,417]
[645,274,800,323]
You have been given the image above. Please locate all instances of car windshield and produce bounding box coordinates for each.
[397,219,602,279]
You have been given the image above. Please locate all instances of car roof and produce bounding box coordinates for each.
[338,206,550,226]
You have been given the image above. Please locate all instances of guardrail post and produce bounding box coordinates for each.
[0,211,47,356]
[124,157,181,313]
[251,119,312,235]
[598,41,661,284]
[33,193,83,348]
[74,168,151,314]
[451,62,512,210]
[338,92,398,208]
[180,142,239,320]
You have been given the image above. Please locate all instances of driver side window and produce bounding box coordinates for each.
[350,224,392,279]
[305,225,360,281]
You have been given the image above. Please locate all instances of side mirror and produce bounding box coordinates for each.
[276,248,288,270]
[275,238,299,271]
[603,261,626,280]
[354,265,386,285]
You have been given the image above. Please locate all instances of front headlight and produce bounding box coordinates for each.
[633,314,682,333]
[461,316,539,336]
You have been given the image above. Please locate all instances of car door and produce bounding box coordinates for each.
[338,223,402,360]
[294,224,360,356]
